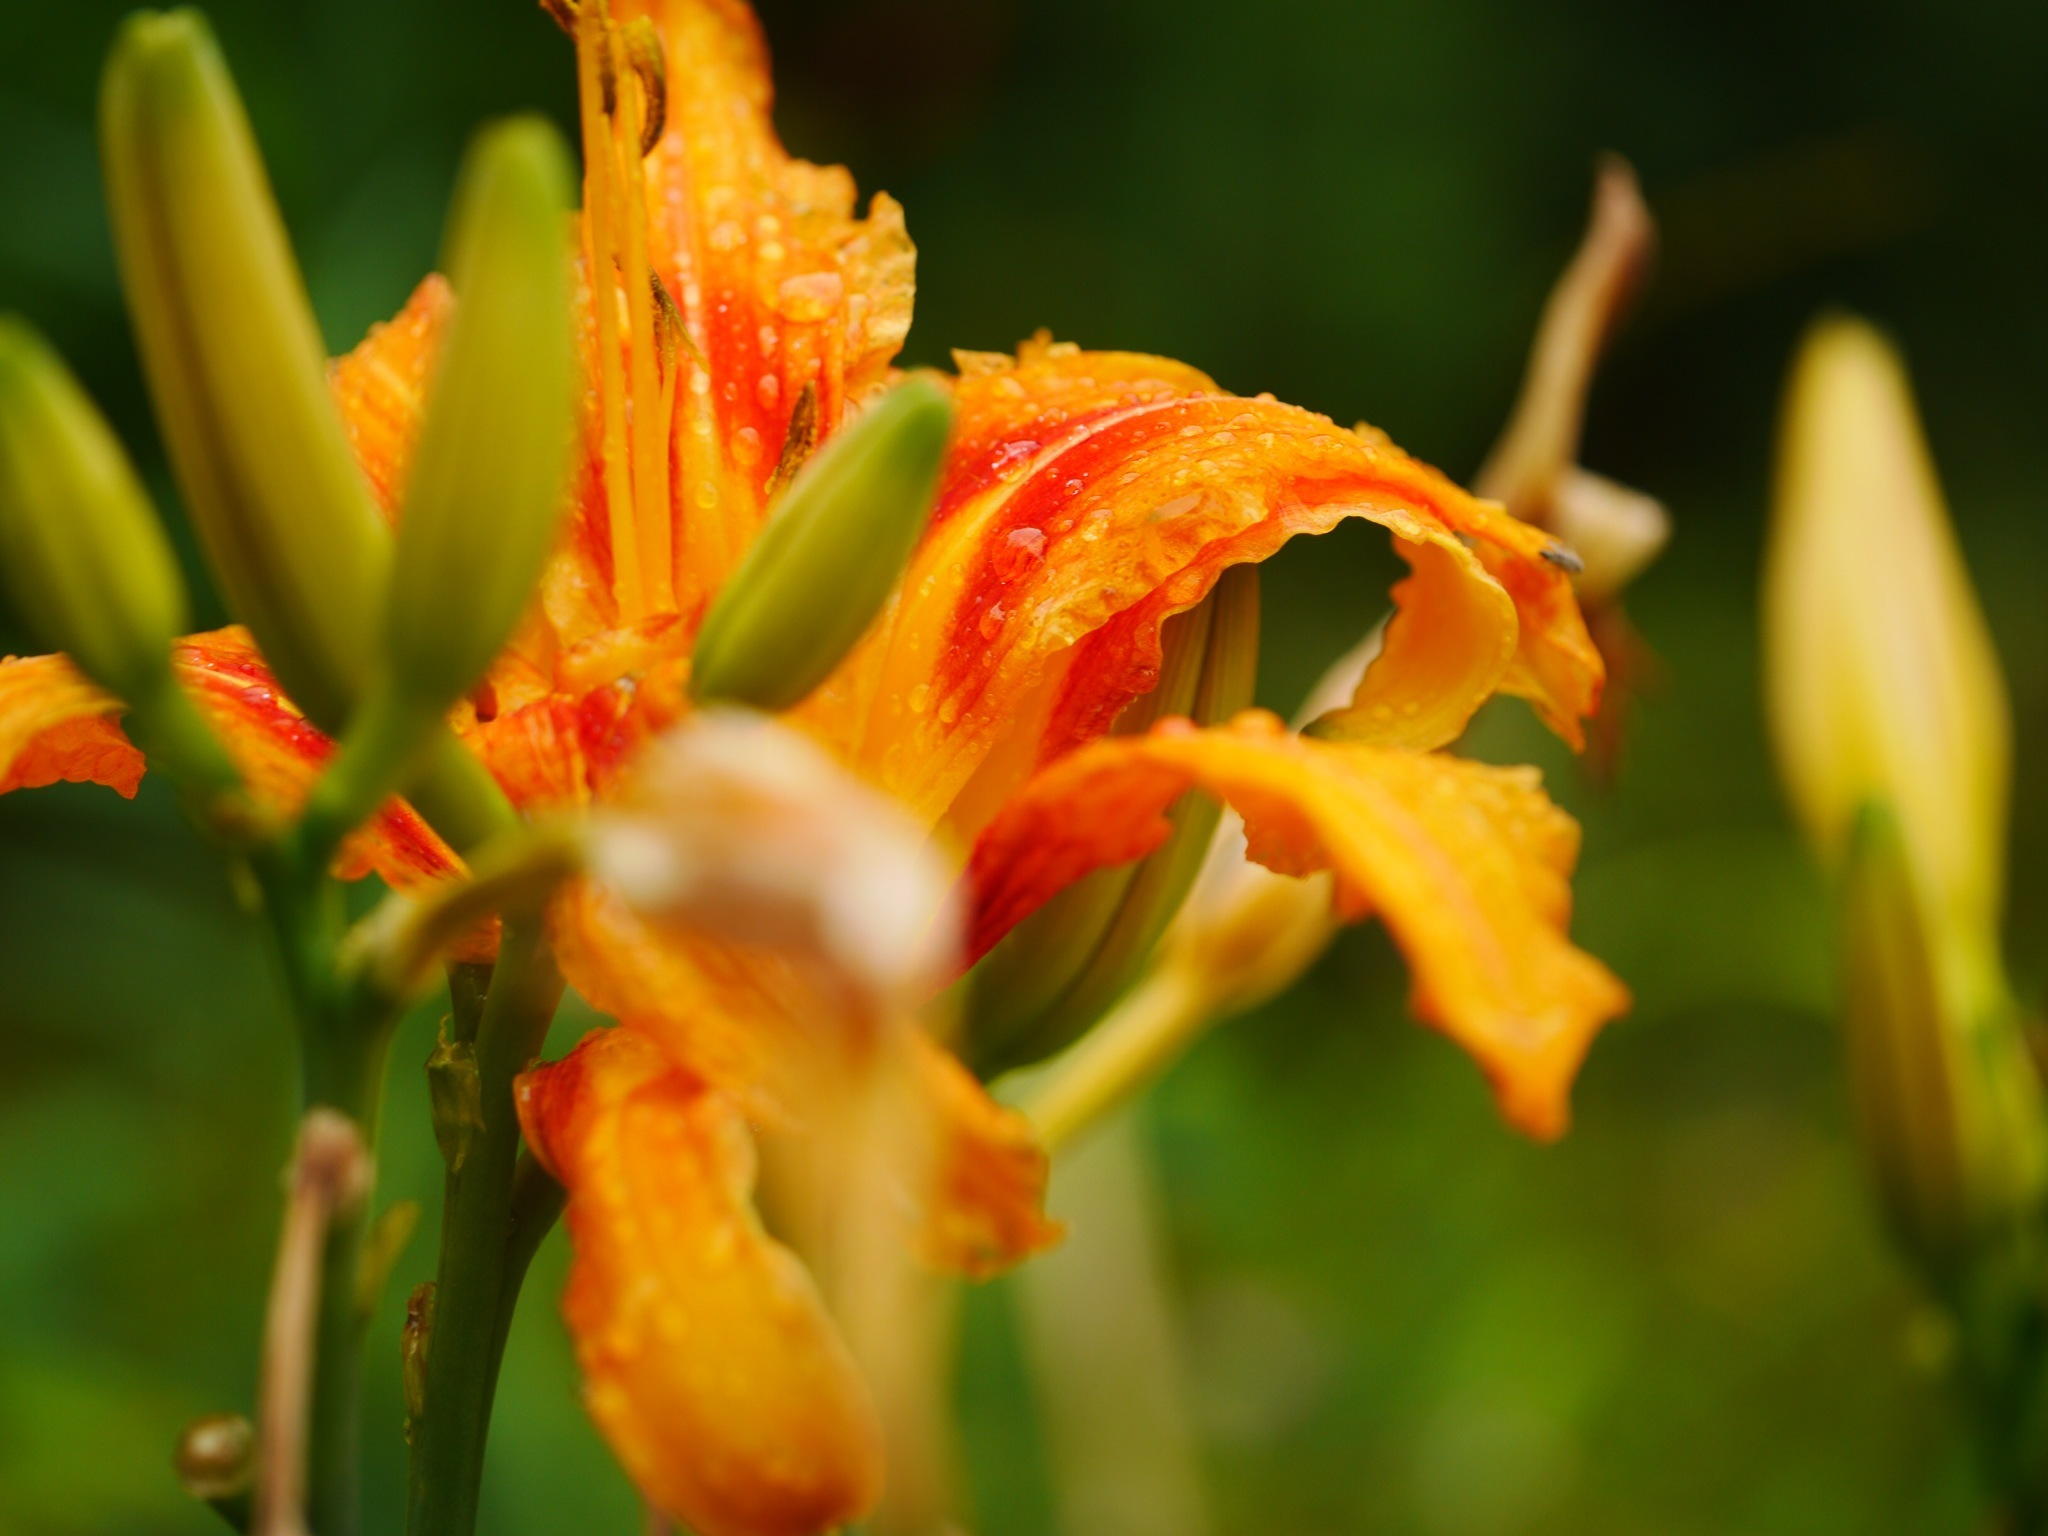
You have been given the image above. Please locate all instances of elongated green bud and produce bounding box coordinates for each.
[0,318,247,818]
[100,10,388,734]
[1840,804,2048,1288]
[691,378,953,710]
[966,564,1260,1077]
[0,318,187,705]
[387,117,576,714]
[289,122,574,871]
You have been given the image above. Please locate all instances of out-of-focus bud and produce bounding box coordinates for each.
[0,318,188,706]
[174,1411,253,1498]
[174,1412,253,1524]
[965,565,1260,1075]
[1766,318,2046,1291]
[100,10,389,734]
[690,379,953,711]
[1839,806,2046,1281]
[1765,316,2009,933]
[385,117,575,715]
[586,709,959,1017]
[0,318,249,816]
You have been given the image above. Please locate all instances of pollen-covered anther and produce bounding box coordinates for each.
[765,381,820,500]
[619,17,667,157]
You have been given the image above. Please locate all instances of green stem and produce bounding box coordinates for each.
[494,1154,567,1366]
[406,916,564,1536]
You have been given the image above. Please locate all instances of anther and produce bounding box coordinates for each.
[767,382,820,499]
[620,17,667,157]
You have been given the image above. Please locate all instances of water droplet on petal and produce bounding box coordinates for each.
[774,272,842,323]
[992,526,1046,580]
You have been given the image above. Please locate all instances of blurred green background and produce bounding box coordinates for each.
[5,0,2048,1531]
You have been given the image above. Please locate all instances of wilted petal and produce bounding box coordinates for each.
[964,712,1627,1138]
[517,1026,883,1536]
[1476,156,1655,544]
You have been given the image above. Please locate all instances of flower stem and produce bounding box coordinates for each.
[1020,963,1208,1154]
[406,915,564,1536]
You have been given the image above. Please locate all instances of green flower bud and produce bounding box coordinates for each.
[1840,804,2048,1288]
[0,318,187,705]
[965,564,1260,1077]
[386,117,576,715]
[100,10,388,734]
[690,377,953,710]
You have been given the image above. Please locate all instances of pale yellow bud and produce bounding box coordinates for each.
[1839,806,2046,1282]
[1764,316,2009,933]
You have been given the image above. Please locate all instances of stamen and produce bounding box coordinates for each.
[621,17,668,158]
[538,0,579,35]
[649,274,702,371]
[616,51,674,612]
[573,0,643,618]
[651,274,684,598]
[767,383,820,501]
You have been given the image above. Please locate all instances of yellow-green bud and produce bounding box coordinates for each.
[965,564,1260,1076]
[0,318,187,705]
[1764,315,2008,937]
[1840,805,2047,1285]
[100,10,389,734]
[690,377,953,710]
[386,117,575,714]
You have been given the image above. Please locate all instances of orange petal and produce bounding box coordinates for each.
[914,1034,1062,1276]
[552,879,815,1117]
[328,274,452,525]
[963,711,1629,1138]
[517,1026,883,1536]
[0,649,144,797]
[1473,527,1607,750]
[0,628,456,887]
[799,338,1597,830]
[551,882,1056,1275]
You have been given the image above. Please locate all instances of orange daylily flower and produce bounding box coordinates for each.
[0,0,1626,1527]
